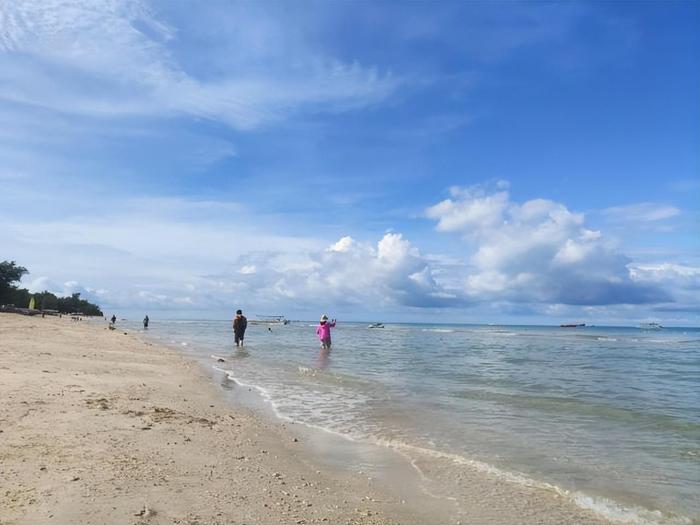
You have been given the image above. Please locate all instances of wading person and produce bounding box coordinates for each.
[316,314,336,350]
[233,309,247,347]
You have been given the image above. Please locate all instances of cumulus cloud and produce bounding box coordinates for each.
[426,185,510,232]
[426,183,669,305]
[5,178,692,318]
[216,233,461,309]
[14,229,460,312]
[629,263,700,310]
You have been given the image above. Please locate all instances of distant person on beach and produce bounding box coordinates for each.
[110,314,116,324]
[316,314,336,349]
[233,309,247,347]
[143,315,149,329]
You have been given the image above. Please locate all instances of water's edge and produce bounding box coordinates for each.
[120,319,697,525]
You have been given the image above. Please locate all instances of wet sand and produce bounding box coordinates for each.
[0,314,610,524]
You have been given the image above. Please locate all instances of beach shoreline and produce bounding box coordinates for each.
[0,313,612,524]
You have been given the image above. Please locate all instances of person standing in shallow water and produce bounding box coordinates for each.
[143,315,149,329]
[316,314,336,349]
[110,314,116,325]
[233,309,247,347]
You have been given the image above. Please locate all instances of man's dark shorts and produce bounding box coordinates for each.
[235,333,244,344]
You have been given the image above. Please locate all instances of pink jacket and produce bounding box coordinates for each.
[316,321,336,341]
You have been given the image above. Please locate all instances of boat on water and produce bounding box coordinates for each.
[640,322,663,330]
[249,315,289,325]
[560,323,586,328]
[368,323,385,329]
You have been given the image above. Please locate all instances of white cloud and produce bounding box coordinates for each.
[426,183,669,305]
[603,203,681,223]
[298,233,457,307]
[629,263,700,288]
[25,276,106,304]
[0,0,399,129]
[144,233,460,311]
[327,236,358,253]
[8,184,691,316]
[426,186,509,232]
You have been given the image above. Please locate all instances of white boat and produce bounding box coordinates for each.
[368,322,385,328]
[249,315,289,325]
[640,322,663,330]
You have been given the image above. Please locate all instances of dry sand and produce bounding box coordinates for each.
[0,314,610,525]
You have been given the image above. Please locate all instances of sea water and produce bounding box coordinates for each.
[128,320,699,524]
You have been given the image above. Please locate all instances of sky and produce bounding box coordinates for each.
[1,0,698,325]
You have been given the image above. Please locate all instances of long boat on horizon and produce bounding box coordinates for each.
[249,315,290,325]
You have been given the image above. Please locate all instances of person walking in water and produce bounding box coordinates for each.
[110,314,116,325]
[143,315,149,329]
[233,309,247,347]
[316,314,336,349]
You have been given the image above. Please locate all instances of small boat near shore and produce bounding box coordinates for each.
[560,323,586,328]
[640,322,663,330]
[249,315,289,325]
[368,323,385,329]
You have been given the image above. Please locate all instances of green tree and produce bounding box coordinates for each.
[37,291,58,310]
[0,261,29,305]
[1,260,103,316]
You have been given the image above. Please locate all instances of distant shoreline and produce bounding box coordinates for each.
[88,314,699,330]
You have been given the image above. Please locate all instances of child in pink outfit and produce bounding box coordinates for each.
[316,314,336,349]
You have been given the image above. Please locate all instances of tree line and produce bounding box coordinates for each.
[0,260,104,316]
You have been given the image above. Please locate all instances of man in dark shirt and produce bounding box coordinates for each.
[232,309,247,347]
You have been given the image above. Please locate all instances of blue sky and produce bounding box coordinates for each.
[1,0,698,324]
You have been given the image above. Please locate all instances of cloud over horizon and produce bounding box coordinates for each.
[10,183,690,322]
[426,184,671,306]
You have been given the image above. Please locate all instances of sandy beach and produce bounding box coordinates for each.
[0,314,611,525]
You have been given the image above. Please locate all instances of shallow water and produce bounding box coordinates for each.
[127,320,700,524]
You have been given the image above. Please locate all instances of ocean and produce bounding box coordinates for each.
[123,319,699,524]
